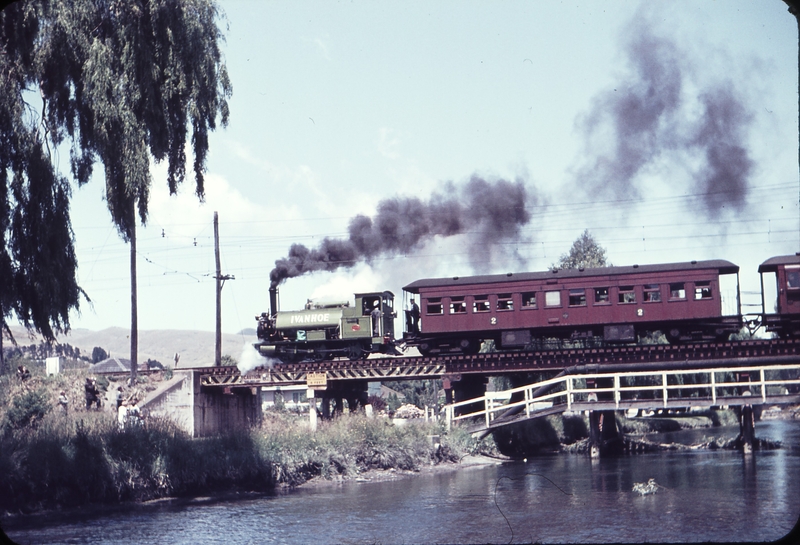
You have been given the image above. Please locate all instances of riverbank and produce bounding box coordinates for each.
[2,368,796,517]
[0,369,500,515]
[296,452,508,490]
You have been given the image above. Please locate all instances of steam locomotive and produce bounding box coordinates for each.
[254,254,800,362]
[255,287,399,362]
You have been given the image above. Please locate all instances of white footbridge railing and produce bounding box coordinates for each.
[442,364,800,432]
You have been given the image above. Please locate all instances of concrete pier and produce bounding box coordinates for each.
[142,370,261,437]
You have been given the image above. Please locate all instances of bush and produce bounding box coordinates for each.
[367,394,386,412]
[4,389,51,431]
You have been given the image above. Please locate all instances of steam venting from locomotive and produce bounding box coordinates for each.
[572,17,754,218]
[269,175,534,290]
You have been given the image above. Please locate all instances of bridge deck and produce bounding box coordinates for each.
[199,338,800,387]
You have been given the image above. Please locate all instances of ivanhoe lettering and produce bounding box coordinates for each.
[290,313,331,324]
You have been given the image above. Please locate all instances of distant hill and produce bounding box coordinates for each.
[6,326,258,368]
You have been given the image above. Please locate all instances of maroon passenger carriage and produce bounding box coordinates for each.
[402,259,742,355]
[758,253,800,338]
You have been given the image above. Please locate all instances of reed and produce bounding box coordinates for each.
[0,402,481,514]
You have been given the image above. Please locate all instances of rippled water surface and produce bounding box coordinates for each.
[4,420,799,544]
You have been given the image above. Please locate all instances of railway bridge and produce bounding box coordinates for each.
[162,339,800,455]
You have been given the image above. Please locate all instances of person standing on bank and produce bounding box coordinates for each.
[58,391,69,413]
[84,377,98,410]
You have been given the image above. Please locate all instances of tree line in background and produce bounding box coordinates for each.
[0,341,171,375]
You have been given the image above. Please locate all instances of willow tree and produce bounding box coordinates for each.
[0,0,231,381]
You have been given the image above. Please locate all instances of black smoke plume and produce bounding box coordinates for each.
[269,175,535,288]
[572,18,754,218]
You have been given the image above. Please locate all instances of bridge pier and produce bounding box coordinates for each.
[449,375,487,417]
[144,370,262,437]
[737,404,756,454]
[588,410,623,458]
[314,382,370,423]
[585,376,623,458]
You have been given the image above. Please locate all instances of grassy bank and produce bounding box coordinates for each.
[0,372,496,514]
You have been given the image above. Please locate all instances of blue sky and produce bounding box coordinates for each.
[64,0,799,347]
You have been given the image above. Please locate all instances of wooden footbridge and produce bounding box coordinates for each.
[442,362,800,434]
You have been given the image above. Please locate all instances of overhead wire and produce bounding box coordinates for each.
[71,179,799,288]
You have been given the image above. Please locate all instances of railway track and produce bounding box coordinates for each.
[198,338,800,387]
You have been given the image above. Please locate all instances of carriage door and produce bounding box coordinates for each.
[382,292,395,340]
[782,265,800,312]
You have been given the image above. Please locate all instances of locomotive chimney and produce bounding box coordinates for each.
[269,286,279,318]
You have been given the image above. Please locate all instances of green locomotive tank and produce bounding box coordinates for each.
[255,288,398,362]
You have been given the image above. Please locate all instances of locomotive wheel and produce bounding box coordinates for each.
[346,343,366,360]
[312,345,327,361]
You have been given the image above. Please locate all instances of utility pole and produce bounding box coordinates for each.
[130,208,138,385]
[783,0,800,245]
[214,212,234,366]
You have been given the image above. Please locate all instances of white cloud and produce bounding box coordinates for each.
[377,127,401,160]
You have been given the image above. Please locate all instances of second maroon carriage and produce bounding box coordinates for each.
[402,260,743,355]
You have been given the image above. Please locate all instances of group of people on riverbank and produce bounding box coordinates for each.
[84,377,142,428]
[45,376,142,428]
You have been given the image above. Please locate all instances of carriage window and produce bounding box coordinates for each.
[618,286,636,304]
[545,290,561,307]
[669,283,686,300]
[497,294,514,311]
[449,296,467,314]
[569,289,586,307]
[522,292,537,309]
[694,282,712,300]
[426,298,443,315]
[473,295,490,313]
[594,287,610,304]
[644,284,661,302]
[787,270,800,289]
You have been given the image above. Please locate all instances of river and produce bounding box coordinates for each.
[3,420,799,544]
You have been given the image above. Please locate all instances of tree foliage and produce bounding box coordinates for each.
[0,0,231,342]
[91,346,108,363]
[552,229,610,270]
[390,380,442,409]
[4,388,51,431]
